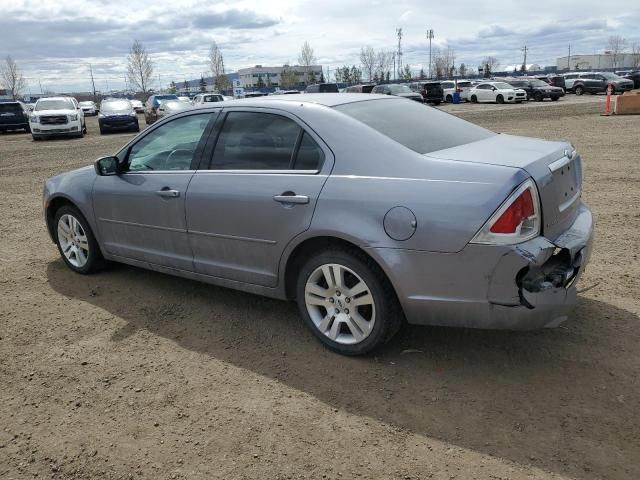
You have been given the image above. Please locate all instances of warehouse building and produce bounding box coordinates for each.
[556,53,640,71]
[237,65,323,88]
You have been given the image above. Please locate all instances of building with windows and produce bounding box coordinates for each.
[556,53,640,71]
[237,65,323,88]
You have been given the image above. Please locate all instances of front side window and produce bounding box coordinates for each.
[211,112,301,170]
[127,113,214,171]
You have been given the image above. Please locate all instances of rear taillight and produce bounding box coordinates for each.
[471,179,541,245]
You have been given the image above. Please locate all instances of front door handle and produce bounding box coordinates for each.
[273,193,309,205]
[156,188,180,198]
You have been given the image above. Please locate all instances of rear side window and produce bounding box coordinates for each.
[211,112,323,170]
[335,98,494,154]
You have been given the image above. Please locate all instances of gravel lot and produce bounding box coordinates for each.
[1,98,639,480]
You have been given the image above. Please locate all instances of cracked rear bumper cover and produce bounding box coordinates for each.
[374,202,594,329]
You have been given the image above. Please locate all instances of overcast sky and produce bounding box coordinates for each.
[2,0,639,93]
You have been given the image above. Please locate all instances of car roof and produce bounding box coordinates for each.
[37,96,74,101]
[211,93,397,108]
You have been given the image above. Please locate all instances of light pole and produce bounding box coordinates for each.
[427,29,434,79]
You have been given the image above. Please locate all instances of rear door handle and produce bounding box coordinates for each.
[273,193,309,205]
[156,188,180,198]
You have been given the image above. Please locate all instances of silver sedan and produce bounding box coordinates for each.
[43,94,593,355]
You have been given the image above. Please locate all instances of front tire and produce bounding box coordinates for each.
[575,85,584,96]
[54,205,105,274]
[533,92,543,102]
[446,94,453,103]
[295,249,402,355]
[496,94,504,104]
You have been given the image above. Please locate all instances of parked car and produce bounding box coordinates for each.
[408,81,443,105]
[372,84,423,102]
[469,82,527,104]
[130,99,144,113]
[344,84,375,93]
[305,83,340,93]
[568,72,634,95]
[157,100,191,119]
[505,78,563,101]
[537,75,566,91]
[98,99,139,134]
[29,96,86,140]
[0,100,30,133]
[439,80,473,102]
[620,70,640,89]
[562,73,581,91]
[144,94,179,124]
[191,93,225,105]
[42,93,594,355]
[78,101,98,116]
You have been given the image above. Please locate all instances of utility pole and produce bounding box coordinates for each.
[89,64,96,100]
[427,29,434,79]
[158,74,162,92]
[392,52,396,81]
[521,45,528,73]
[568,45,571,71]
[38,79,43,94]
[396,28,403,79]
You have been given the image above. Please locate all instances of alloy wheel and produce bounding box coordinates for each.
[57,214,90,268]
[304,263,376,345]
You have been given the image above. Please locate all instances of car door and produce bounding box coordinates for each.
[476,84,490,102]
[185,108,333,287]
[92,111,218,270]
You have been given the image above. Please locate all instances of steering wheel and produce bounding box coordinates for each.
[164,149,194,170]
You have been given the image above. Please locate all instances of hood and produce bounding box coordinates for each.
[396,92,422,99]
[33,109,76,116]
[101,110,133,116]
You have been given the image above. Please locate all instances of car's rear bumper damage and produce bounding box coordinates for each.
[373,202,593,329]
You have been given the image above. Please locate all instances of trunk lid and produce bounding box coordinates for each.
[425,133,583,240]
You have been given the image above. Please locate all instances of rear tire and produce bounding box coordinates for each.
[53,205,106,274]
[575,85,584,96]
[470,95,478,103]
[551,97,559,101]
[446,94,453,103]
[533,92,543,102]
[295,248,403,356]
[496,94,504,104]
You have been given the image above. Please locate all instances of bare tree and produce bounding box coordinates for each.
[375,51,393,80]
[127,40,154,94]
[360,46,376,81]
[632,44,640,69]
[607,35,627,69]
[0,56,27,99]
[481,56,499,71]
[298,41,317,85]
[209,41,229,91]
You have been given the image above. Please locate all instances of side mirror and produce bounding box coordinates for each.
[94,156,120,176]
[492,87,497,91]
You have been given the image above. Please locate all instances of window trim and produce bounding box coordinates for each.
[201,107,330,174]
[116,110,220,174]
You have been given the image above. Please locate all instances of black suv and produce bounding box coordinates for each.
[506,78,564,101]
[408,81,443,105]
[534,75,566,92]
[621,71,640,89]
[0,100,30,133]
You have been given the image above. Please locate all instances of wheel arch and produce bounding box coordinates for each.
[282,235,400,307]
[46,195,78,242]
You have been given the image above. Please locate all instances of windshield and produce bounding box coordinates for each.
[101,100,131,112]
[530,80,550,87]
[0,102,22,112]
[79,101,94,106]
[203,95,222,102]
[35,99,75,111]
[388,85,413,94]
[157,95,178,100]
[601,72,622,80]
[494,82,514,90]
[335,98,494,154]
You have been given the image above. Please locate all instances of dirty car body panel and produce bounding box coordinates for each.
[43,94,593,332]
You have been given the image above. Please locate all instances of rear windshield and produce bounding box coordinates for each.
[319,84,339,93]
[35,99,74,111]
[157,95,178,100]
[0,103,22,113]
[335,98,494,154]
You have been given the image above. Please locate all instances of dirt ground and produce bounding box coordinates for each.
[1,98,639,480]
